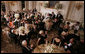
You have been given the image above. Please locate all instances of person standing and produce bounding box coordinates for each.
[51,12,55,19]
[56,11,63,27]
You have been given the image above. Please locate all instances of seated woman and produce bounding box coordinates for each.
[37,30,47,45]
[20,19,25,26]
[9,19,15,29]
[63,30,80,43]
[18,26,26,42]
[60,30,69,45]
[64,22,70,31]
[51,37,61,46]
[44,19,53,31]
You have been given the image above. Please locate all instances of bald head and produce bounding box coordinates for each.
[39,30,44,34]
[22,40,27,47]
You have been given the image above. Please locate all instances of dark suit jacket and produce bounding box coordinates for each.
[56,14,63,21]
[22,46,31,53]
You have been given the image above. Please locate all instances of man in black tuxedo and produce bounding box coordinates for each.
[19,12,22,20]
[32,8,37,13]
[14,20,20,28]
[21,40,34,53]
[51,12,55,19]
[9,29,18,44]
[56,11,64,27]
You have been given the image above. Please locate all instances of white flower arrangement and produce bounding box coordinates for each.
[18,26,25,35]
[44,44,55,53]
[14,14,19,19]
[19,26,25,31]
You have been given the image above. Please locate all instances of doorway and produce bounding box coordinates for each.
[21,1,25,9]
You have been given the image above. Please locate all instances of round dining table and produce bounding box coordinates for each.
[32,44,66,53]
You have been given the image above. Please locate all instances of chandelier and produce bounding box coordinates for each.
[75,1,84,10]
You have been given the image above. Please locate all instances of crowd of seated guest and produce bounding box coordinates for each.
[1,8,84,53]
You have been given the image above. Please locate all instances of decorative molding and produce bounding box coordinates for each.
[55,3,62,10]
[66,1,72,19]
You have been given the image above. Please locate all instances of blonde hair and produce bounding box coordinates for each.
[61,31,67,36]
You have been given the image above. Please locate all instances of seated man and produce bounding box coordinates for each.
[37,30,47,45]
[37,19,45,31]
[65,30,80,42]
[9,29,18,44]
[57,23,64,36]
[21,40,32,53]
[73,30,80,41]
[51,37,61,46]
[63,38,74,52]
[73,22,80,33]
[64,22,70,31]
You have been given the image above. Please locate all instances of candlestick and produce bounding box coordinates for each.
[59,42,61,47]
[53,39,54,44]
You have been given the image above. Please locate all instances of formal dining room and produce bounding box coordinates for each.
[1,1,84,53]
